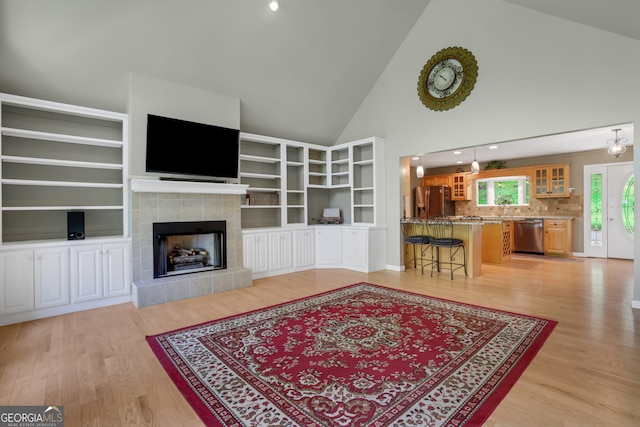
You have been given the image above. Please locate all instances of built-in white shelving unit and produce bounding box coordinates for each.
[239,133,386,278]
[0,92,131,326]
[239,133,384,229]
[0,93,128,242]
[307,147,328,188]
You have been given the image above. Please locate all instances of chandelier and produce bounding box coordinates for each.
[607,128,627,158]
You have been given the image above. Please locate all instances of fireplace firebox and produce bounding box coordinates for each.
[153,220,226,278]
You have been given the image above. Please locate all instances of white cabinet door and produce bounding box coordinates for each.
[70,244,103,303]
[243,233,269,273]
[103,242,131,297]
[0,250,34,315]
[342,228,368,270]
[294,229,315,268]
[34,247,69,309]
[268,231,293,271]
[315,228,342,266]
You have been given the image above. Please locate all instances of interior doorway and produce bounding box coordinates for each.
[584,162,634,259]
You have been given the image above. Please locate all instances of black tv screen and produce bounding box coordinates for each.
[145,114,239,180]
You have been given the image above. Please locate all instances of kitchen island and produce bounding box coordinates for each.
[402,215,576,277]
[402,218,496,278]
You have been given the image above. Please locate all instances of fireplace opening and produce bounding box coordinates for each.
[153,220,227,278]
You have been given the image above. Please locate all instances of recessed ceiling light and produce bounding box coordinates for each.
[269,0,280,12]
[456,160,463,164]
[489,145,498,149]
[453,151,462,155]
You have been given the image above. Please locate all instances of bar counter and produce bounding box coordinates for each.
[401,218,499,278]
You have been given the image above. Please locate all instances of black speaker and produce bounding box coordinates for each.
[67,211,85,240]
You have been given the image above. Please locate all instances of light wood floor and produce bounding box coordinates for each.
[0,257,638,426]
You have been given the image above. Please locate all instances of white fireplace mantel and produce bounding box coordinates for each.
[130,178,249,195]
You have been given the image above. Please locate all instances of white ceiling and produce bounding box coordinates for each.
[0,0,430,146]
[0,0,638,150]
[417,122,634,169]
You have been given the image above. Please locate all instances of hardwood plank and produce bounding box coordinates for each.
[0,259,638,426]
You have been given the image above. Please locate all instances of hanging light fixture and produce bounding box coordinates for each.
[607,128,627,158]
[471,147,480,174]
[416,156,424,178]
[268,0,280,12]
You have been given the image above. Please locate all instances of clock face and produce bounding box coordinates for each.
[428,59,463,96]
[417,47,478,111]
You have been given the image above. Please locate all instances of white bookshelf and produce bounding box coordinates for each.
[0,93,128,243]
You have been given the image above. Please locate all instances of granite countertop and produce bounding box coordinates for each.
[402,216,575,225]
[401,217,499,225]
[477,216,575,221]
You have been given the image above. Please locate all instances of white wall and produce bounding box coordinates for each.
[127,73,240,177]
[337,0,640,304]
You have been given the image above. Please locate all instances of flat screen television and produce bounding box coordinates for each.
[145,114,239,181]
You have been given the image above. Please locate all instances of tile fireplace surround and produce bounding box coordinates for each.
[130,179,252,307]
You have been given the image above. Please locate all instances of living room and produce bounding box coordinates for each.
[0,0,638,425]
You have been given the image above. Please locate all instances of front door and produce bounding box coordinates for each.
[584,162,634,259]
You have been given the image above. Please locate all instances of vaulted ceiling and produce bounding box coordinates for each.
[1,0,638,146]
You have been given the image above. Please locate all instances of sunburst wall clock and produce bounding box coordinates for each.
[417,46,478,111]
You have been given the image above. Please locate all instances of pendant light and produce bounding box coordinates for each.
[471,147,480,174]
[607,128,627,158]
[416,156,424,178]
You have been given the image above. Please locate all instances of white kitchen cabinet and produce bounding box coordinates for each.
[341,227,386,272]
[0,238,131,326]
[71,244,103,303]
[34,247,70,309]
[242,232,269,274]
[243,225,384,278]
[315,227,343,267]
[342,228,368,270]
[71,241,131,303]
[243,228,312,278]
[102,242,131,297]
[1,247,72,314]
[293,229,315,269]
[268,231,293,271]
[0,250,34,315]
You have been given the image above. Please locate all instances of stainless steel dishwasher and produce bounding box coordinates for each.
[513,219,544,254]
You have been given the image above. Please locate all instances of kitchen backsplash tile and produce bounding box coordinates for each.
[456,194,583,218]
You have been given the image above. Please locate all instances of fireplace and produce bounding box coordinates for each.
[153,220,227,278]
[130,181,252,308]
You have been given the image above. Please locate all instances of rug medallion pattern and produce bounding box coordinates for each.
[147,283,557,426]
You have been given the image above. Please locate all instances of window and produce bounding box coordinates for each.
[476,176,530,206]
[622,175,634,236]
[590,173,603,246]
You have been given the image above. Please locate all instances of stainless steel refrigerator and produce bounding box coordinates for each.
[415,186,455,219]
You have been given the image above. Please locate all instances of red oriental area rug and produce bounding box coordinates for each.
[147,283,557,426]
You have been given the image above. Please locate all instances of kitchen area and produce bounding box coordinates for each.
[400,123,635,276]
[402,159,578,277]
